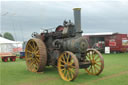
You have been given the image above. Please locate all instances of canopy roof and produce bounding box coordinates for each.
[82,32,118,36]
[0,37,21,44]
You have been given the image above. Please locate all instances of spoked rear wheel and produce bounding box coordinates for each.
[58,51,79,81]
[85,49,104,75]
[25,38,47,72]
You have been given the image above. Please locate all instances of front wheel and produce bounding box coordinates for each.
[57,51,79,81]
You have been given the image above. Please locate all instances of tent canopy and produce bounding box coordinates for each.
[0,37,19,44]
[0,37,23,53]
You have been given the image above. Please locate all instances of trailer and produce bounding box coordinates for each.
[105,34,128,53]
[83,32,128,53]
[0,53,16,62]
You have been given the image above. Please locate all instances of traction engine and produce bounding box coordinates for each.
[25,8,104,81]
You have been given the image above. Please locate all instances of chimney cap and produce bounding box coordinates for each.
[73,8,81,10]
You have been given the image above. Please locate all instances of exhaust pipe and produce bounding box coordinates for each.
[73,8,82,36]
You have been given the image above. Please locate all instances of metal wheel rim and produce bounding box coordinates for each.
[85,49,104,75]
[58,51,79,81]
[25,38,47,72]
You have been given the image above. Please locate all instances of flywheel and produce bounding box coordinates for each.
[58,51,79,81]
[85,49,104,75]
[25,38,47,72]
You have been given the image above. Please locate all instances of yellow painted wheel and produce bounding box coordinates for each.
[58,51,79,81]
[25,38,47,72]
[85,49,104,75]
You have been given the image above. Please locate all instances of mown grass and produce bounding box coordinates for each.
[0,53,128,85]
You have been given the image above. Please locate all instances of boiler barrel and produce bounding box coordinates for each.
[62,37,89,53]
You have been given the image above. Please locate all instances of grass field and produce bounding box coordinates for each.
[0,53,128,85]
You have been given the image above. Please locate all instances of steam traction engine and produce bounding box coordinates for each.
[25,8,104,81]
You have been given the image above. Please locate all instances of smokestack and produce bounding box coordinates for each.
[73,8,81,36]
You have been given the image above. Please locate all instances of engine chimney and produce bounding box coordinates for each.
[73,8,82,36]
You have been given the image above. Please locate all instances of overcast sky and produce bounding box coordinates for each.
[1,0,128,41]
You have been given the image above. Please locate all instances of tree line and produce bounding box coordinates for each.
[0,32,15,41]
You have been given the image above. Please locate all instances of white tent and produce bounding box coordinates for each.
[0,37,23,53]
[0,37,18,44]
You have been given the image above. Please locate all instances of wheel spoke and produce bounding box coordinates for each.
[28,43,34,51]
[91,65,94,74]
[60,64,64,67]
[34,62,38,70]
[92,52,96,60]
[95,63,101,67]
[26,50,33,53]
[62,55,66,64]
[69,58,74,66]
[94,65,100,72]
[70,65,75,68]
[66,54,70,63]
[69,68,75,74]
[29,60,36,69]
[28,54,32,57]
[65,53,68,63]
[35,54,40,58]
[70,70,74,79]
[61,68,65,72]
[88,66,91,72]
[95,61,102,63]
[26,57,33,61]
[68,71,71,80]
[86,54,91,60]
[35,50,39,55]
[60,60,66,64]
[35,57,40,63]
[93,65,97,74]
[66,70,69,80]
[34,45,38,50]
[63,68,66,75]
[32,41,36,49]
[89,51,93,60]
[89,65,92,73]
[95,56,99,61]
